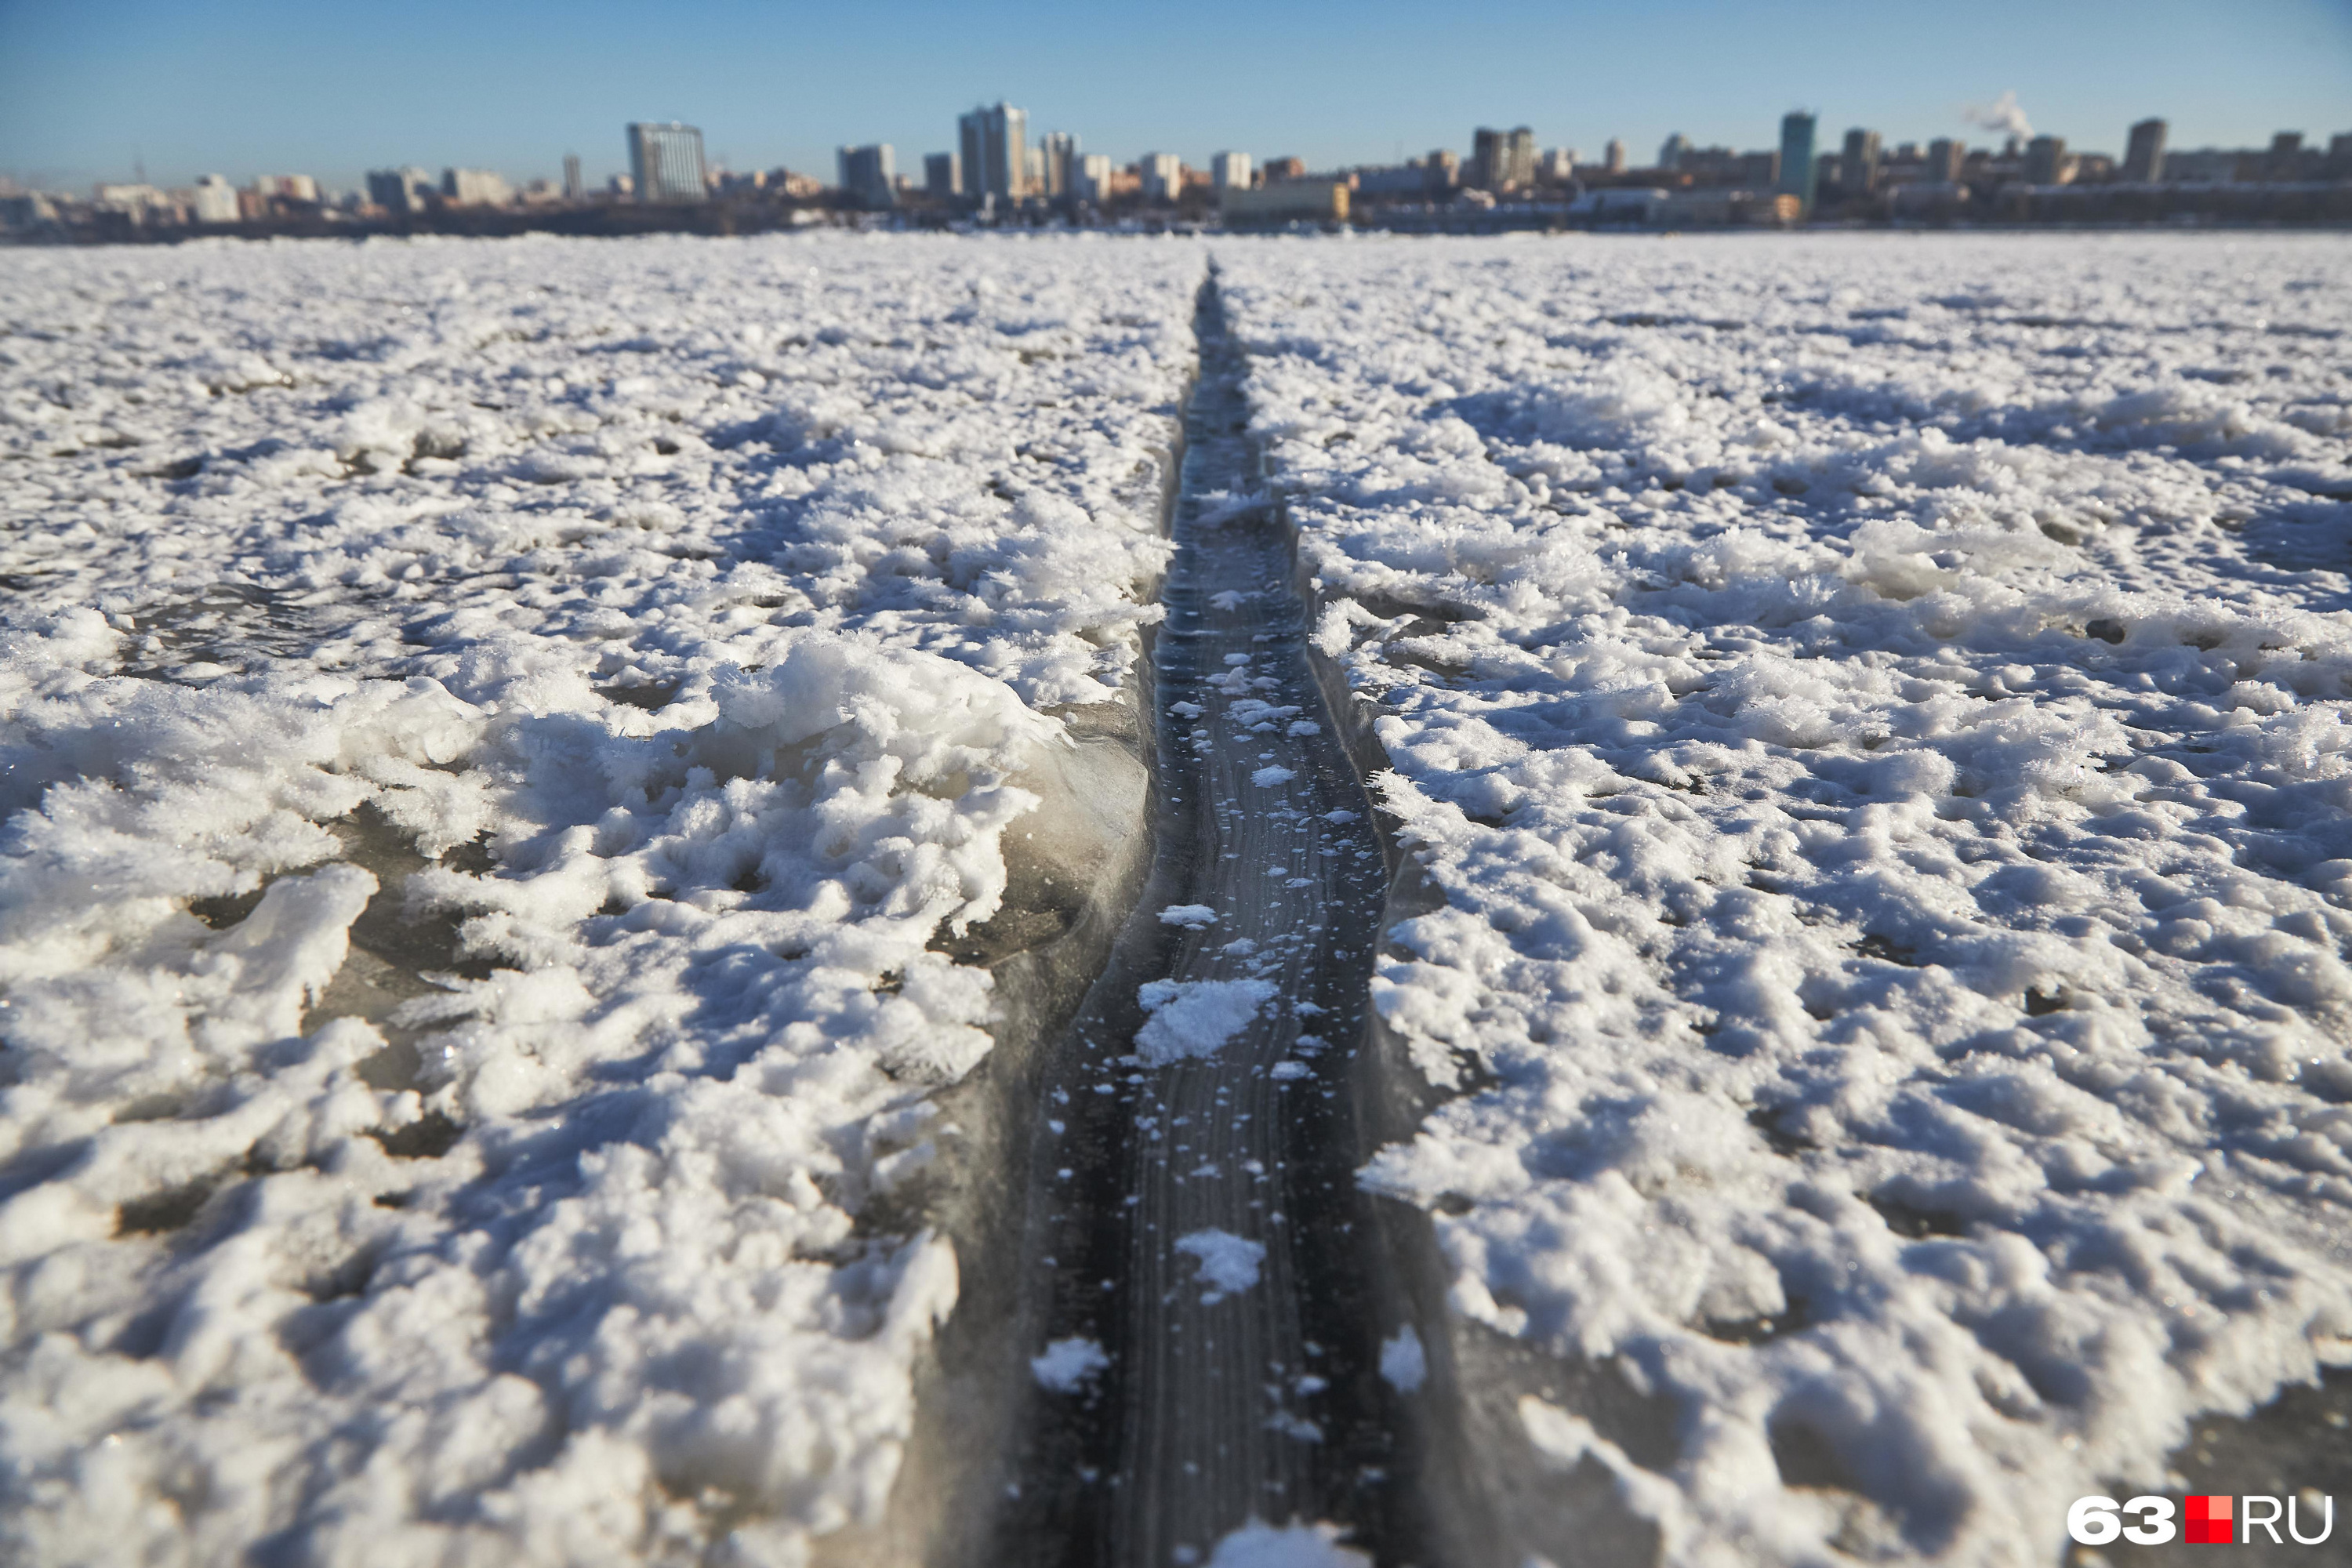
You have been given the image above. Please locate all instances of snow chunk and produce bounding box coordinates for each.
[1159,904,1220,928]
[1030,1337,1110,1392]
[1174,1229,1267,1303]
[1250,765,1298,787]
[1378,1327,1426,1392]
[1204,1519,1370,1568]
[1134,978,1276,1065]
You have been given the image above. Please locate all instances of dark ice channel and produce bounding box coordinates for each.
[989,274,1419,1566]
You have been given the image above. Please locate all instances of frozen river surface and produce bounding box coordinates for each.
[3,231,2352,1567]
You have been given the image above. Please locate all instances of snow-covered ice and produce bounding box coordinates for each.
[1134,976,1278,1065]
[1174,1228,1268,1303]
[0,232,1201,1565]
[1160,902,1221,927]
[1221,234,2352,1565]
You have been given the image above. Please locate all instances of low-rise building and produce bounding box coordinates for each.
[441,168,511,207]
[191,174,240,223]
[1221,181,1348,226]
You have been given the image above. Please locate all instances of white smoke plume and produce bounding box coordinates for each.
[1964,89,2034,140]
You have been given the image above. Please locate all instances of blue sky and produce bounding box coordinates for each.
[3,0,2347,194]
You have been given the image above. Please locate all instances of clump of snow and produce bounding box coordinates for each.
[1174,1228,1268,1303]
[0,233,1203,1563]
[1378,1326,1427,1392]
[1250,764,1298,786]
[1221,234,2352,1566]
[1134,977,1277,1065]
[1160,903,1221,927]
[1203,1518,1370,1567]
[1031,1336,1112,1392]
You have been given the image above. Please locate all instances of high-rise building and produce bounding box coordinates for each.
[2122,119,2167,183]
[627,122,708,204]
[1659,132,1692,170]
[191,174,240,224]
[2330,133,2352,179]
[958,103,1029,202]
[1141,152,1183,203]
[1538,148,1577,182]
[366,166,434,213]
[2267,131,2307,180]
[925,152,960,199]
[1073,153,1113,204]
[1926,138,1964,183]
[1777,113,1817,211]
[1472,126,1536,190]
[562,154,584,201]
[2024,134,2067,185]
[1842,128,1882,194]
[1041,132,1077,198]
[441,168,511,206]
[1210,151,1252,191]
[837,144,895,209]
[1604,138,1627,174]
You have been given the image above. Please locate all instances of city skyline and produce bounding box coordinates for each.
[3,0,2347,195]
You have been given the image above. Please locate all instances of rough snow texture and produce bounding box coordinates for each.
[1135,977,1279,1065]
[1221,234,2352,1565]
[0,233,1200,1566]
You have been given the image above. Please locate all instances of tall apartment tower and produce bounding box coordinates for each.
[1658,132,1692,170]
[1472,126,1535,190]
[1604,138,1627,174]
[2123,118,2168,183]
[1141,152,1183,203]
[2024,134,2067,185]
[925,152,960,199]
[562,154,583,201]
[837,144,896,209]
[366,166,434,214]
[1040,132,1077,198]
[958,103,1029,203]
[1777,112,1818,211]
[627,122,708,204]
[1926,137,1963,183]
[1842,127,1882,194]
[1210,151,1252,191]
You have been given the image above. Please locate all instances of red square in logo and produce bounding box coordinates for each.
[2184,1495,2234,1544]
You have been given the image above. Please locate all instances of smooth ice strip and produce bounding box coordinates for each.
[1134,977,1277,1065]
